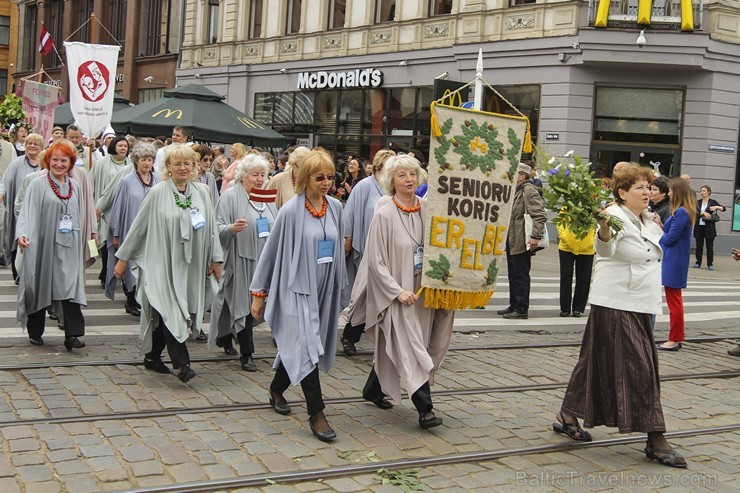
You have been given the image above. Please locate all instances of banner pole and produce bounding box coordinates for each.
[38,65,43,83]
[473,49,483,111]
[90,13,96,44]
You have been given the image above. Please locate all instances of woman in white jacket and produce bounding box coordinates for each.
[552,164,687,468]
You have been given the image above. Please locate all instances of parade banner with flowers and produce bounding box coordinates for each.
[65,41,120,139]
[421,102,529,310]
[19,80,63,143]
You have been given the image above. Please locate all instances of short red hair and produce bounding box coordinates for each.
[43,140,78,172]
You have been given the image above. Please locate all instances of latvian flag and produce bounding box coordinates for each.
[38,26,54,56]
[249,188,278,203]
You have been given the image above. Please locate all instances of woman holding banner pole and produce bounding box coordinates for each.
[361,154,455,430]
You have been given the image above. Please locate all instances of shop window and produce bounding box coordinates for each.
[208,0,219,44]
[734,147,740,231]
[286,0,302,34]
[21,3,37,71]
[375,0,396,23]
[482,84,541,151]
[315,91,338,134]
[294,93,314,126]
[107,0,127,53]
[274,93,294,124]
[138,87,164,103]
[328,0,345,30]
[0,16,9,45]
[594,87,683,145]
[254,93,274,124]
[250,0,263,38]
[428,0,452,16]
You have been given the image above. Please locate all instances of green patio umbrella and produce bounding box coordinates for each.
[111,85,286,147]
[54,95,133,128]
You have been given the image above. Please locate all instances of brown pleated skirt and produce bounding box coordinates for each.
[561,305,666,433]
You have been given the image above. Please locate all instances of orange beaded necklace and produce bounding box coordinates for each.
[305,197,327,218]
[392,195,420,214]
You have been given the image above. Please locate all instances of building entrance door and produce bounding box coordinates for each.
[591,144,680,178]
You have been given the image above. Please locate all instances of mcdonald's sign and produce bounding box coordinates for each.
[152,109,184,119]
[238,117,263,129]
[433,79,469,107]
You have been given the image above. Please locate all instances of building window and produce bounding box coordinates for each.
[510,0,536,5]
[0,16,9,45]
[108,0,127,54]
[375,0,396,23]
[0,70,7,97]
[22,3,38,71]
[428,0,452,16]
[249,0,264,38]
[208,0,219,44]
[142,0,172,55]
[75,0,94,42]
[286,0,302,35]
[47,0,65,67]
[138,87,165,103]
[328,0,345,30]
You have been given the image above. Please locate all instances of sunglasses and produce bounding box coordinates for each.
[313,174,336,182]
[201,157,214,162]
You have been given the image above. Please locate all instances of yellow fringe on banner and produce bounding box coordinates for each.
[637,0,651,25]
[594,0,610,27]
[523,118,533,153]
[681,0,694,31]
[418,287,494,310]
[430,101,442,138]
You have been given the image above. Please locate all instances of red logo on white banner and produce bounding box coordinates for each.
[76,60,110,102]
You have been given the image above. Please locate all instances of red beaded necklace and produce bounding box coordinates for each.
[305,197,327,218]
[136,169,154,188]
[392,195,420,214]
[48,172,73,200]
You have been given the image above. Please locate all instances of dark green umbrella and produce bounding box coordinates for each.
[111,85,286,147]
[54,95,133,128]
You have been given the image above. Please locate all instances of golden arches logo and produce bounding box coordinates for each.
[442,89,463,107]
[238,117,263,129]
[152,109,183,119]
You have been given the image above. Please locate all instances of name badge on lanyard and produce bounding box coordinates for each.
[75,156,84,168]
[414,246,424,271]
[317,239,334,264]
[59,214,73,233]
[256,217,270,238]
[191,208,206,230]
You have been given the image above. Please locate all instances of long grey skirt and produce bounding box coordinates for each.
[561,305,666,433]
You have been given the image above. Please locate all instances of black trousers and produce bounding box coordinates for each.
[146,317,190,369]
[98,241,108,282]
[507,246,532,313]
[27,300,85,339]
[558,250,594,314]
[270,363,324,417]
[363,367,432,414]
[342,321,366,344]
[694,226,714,267]
[216,314,255,356]
[10,249,18,281]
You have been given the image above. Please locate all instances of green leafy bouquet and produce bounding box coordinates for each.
[539,149,623,240]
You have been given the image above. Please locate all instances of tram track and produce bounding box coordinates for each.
[115,423,740,493]
[2,369,737,428]
[0,334,735,372]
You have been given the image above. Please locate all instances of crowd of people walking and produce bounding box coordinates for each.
[0,123,735,461]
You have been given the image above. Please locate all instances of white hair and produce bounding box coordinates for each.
[380,154,425,195]
[234,153,269,182]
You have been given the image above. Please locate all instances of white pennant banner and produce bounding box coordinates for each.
[64,41,120,138]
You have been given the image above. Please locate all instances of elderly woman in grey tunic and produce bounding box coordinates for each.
[361,154,455,430]
[340,149,395,356]
[209,154,276,371]
[114,144,223,384]
[105,142,159,317]
[1,133,43,282]
[16,141,87,351]
[90,135,133,287]
[250,149,346,442]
